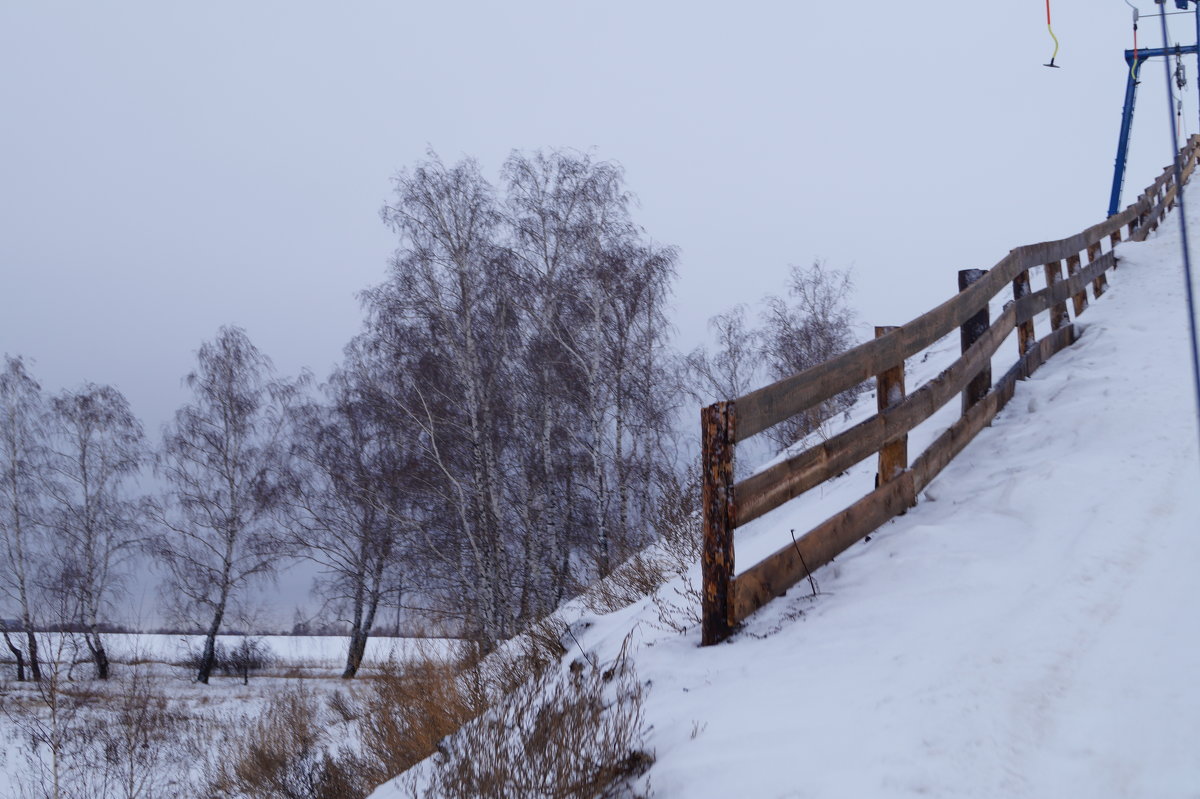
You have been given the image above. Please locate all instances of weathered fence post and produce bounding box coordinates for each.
[1066,252,1089,316]
[701,401,736,646]
[1043,260,1070,331]
[874,326,907,489]
[1012,269,1036,355]
[1087,241,1108,298]
[959,269,991,414]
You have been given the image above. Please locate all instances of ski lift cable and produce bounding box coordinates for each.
[1045,0,1061,67]
[1154,7,1200,460]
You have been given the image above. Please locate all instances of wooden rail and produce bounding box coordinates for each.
[699,134,1200,645]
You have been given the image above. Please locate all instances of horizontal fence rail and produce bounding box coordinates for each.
[700,134,1200,645]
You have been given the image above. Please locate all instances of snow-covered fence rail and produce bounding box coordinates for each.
[700,134,1200,645]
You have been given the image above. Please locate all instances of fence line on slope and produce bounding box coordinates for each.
[700,134,1200,645]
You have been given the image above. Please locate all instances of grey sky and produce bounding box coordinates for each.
[1,1,1191,434]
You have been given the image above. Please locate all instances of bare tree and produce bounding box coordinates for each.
[0,355,47,681]
[502,149,625,609]
[151,327,293,684]
[284,358,411,678]
[43,383,145,679]
[599,240,679,559]
[369,152,519,647]
[503,149,679,580]
[685,304,764,404]
[759,261,862,448]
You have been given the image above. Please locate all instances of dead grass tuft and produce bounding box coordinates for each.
[356,655,483,787]
[405,633,652,799]
[204,683,364,799]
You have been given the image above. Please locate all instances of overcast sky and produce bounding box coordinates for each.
[2,2,1197,625]
[2,1,1194,431]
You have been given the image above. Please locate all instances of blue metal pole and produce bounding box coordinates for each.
[1110,45,1200,216]
[1110,58,1143,216]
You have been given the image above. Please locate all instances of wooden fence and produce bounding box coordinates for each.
[700,134,1200,645]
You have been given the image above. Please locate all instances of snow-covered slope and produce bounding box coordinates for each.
[371,205,1200,798]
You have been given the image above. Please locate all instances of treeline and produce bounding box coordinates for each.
[0,148,860,684]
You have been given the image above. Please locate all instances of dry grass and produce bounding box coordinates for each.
[580,467,704,635]
[203,683,363,799]
[403,633,652,799]
[356,655,483,787]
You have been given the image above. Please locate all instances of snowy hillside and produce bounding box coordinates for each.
[371,206,1200,798]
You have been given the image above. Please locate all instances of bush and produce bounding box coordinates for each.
[222,638,271,684]
[180,638,272,683]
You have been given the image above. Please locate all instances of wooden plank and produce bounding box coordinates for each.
[1131,146,1200,241]
[1011,255,1109,331]
[959,269,991,415]
[911,365,1012,496]
[733,254,1107,528]
[730,139,1196,445]
[1043,260,1070,331]
[733,305,1018,527]
[1057,251,1113,305]
[701,402,736,646]
[1013,270,1036,355]
[912,324,1076,495]
[1087,241,1107,298]
[1066,253,1088,316]
[732,323,1080,630]
[874,326,907,489]
[730,472,917,626]
[733,249,1025,442]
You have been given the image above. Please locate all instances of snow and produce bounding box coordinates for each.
[100,633,459,673]
[372,199,1200,797]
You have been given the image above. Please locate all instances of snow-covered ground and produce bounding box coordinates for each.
[101,632,458,673]
[0,632,464,798]
[373,200,1200,797]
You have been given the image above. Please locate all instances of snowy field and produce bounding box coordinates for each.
[374,204,1200,797]
[0,632,459,677]
[0,632,464,797]
[101,633,459,674]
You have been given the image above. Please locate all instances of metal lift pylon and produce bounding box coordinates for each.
[1109,0,1200,217]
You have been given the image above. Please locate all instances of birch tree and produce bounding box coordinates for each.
[502,149,621,609]
[599,240,678,555]
[759,261,861,447]
[0,356,46,681]
[285,359,412,678]
[360,149,682,641]
[43,383,145,679]
[151,327,293,683]
[505,152,677,577]
[371,153,519,646]
[685,305,765,404]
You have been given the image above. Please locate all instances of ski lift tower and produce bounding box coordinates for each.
[1109,0,1200,216]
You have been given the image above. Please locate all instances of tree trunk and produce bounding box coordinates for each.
[344,591,381,679]
[2,629,25,682]
[343,578,368,679]
[85,630,109,680]
[198,600,226,684]
[25,625,41,682]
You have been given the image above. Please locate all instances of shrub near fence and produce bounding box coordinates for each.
[700,134,1200,645]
